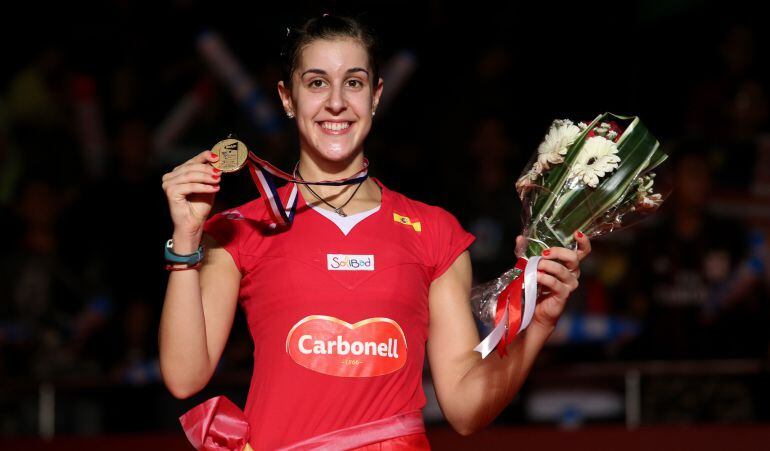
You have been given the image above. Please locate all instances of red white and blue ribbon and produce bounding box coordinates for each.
[244,152,369,229]
[474,256,541,359]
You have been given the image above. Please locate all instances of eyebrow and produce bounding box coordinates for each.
[300,67,370,78]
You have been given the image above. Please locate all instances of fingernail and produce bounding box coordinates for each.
[543,249,551,256]
[577,231,584,238]
[210,151,218,159]
[213,174,220,179]
[213,167,222,173]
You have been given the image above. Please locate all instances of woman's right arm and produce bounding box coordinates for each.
[157,150,242,399]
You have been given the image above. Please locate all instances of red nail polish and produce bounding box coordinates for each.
[210,151,218,159]
[213,174,220,179]
[577,231,584,238]
[213,167,222,173]
[543,249,551,256]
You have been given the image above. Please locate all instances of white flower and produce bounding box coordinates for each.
[570,136,621,188]
[537,119,582,169]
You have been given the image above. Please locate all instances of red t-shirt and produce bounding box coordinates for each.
[203,176,475,450]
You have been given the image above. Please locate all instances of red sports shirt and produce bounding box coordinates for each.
[203,176,476,450]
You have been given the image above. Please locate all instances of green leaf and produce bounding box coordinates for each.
[522,113,667,254]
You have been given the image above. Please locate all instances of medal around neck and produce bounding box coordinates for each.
[211,138,248,173]
[209,136,370,230]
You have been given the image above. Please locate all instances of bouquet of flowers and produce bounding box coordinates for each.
[471,112,667,358]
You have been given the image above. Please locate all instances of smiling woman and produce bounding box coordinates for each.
[276,17,384,211]
[159,12,590,451]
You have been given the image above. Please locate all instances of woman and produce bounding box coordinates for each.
[159,14,590,450]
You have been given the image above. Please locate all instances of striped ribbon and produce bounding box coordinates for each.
[474,256,541,359]
[244,151,369,229]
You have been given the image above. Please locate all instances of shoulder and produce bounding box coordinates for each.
[209,196,266,223]
[202,196,272,272]
[385,185,475,281]
[385,185,474,258]
[386,187,460,228]
[203,195,270,245]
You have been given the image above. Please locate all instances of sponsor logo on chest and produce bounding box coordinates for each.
[286,315,408,377]
[327,254,374,271]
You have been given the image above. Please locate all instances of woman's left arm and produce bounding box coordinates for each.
[425,231,592,435]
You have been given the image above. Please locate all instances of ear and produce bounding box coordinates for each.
[371,77,384,112]
[277,80,294,116]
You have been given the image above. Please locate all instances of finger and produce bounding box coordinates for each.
[172,150,218,172]
[536,271,570,301]
[163,171,221,191]
[164,163,221,182]
[169,182,221,197]
[538,259,579,291]
[574,230,592,261]
[515,235,527,258]
[170,170,221,186]
[540,247,579,272]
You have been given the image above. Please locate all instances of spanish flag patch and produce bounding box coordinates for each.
[393,213,421,232]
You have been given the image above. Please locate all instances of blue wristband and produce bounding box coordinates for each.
[164,239,205,265]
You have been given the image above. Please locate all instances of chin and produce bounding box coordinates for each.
[310,135,363,162]
[315,145,360,163]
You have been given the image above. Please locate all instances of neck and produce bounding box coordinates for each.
[297,145,364,179]
[296,147,381,213]
[297,146,366,197]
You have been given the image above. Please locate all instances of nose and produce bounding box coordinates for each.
[325,83,347,114]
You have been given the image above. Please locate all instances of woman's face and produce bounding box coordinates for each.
[278,38,383,164]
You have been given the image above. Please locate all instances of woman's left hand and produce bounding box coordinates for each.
[514,231,592,330]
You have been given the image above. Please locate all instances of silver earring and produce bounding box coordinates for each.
[287,111,294,118]
[372,110,376,117]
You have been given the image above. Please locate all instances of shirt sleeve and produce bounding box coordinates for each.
[429,207,476,281]
[203,209,243,272]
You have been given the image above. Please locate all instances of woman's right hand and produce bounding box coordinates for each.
[162,150,222,242]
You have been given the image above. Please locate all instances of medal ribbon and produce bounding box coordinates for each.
[243,151,369,228]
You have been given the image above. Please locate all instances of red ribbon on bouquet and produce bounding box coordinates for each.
[475,256,542,359]
[179,396,253,451]
[493,258,527,357]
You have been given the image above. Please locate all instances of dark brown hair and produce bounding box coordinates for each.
[280,14,381,87]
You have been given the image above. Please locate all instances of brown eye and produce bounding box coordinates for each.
[309,79,327,88]
[347,79,363,88]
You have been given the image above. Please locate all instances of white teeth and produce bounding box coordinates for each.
[321,122,350,131]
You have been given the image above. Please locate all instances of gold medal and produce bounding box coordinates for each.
[211,138,248,173]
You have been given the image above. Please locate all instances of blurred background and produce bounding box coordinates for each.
[1,0,769,449]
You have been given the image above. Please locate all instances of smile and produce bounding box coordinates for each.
[318,121,353,135]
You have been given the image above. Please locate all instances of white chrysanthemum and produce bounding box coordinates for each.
[537,120,582,169]
[570,136,621,188]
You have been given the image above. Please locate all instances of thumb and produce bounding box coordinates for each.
[515,235,527,258]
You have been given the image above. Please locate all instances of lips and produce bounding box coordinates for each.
[317,121,354,135]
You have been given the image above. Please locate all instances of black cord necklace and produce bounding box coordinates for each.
[296,168,365,217]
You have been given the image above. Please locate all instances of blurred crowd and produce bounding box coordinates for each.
[0,0,769,434]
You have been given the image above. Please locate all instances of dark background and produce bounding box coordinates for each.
[1,0,769,446]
